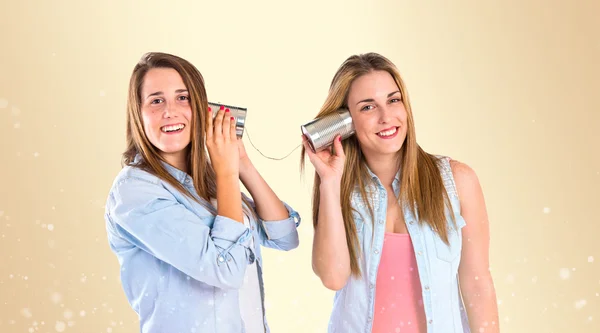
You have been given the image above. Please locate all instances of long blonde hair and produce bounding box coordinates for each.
[122,52,254,215]
[300,53,455,277]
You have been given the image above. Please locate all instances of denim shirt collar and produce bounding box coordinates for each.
[364,163,402,193]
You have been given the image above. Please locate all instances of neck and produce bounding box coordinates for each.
[363,152,401,188]
[161,151,188,174]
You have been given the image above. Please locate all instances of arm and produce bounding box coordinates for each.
[216,173,244,223]
[209,105,243,223]
[312,177,351,290]
[106,176,252,290]
[242,190,301,251]
[452,160,500,332]
[303,135,351,291]
[237,140,300,250]
[238,142,292,221]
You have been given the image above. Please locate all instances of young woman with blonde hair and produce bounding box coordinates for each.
[302,52,499,333]
[104,52,301,333]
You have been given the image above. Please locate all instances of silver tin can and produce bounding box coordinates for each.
[301,108,355,153]
[208,102,247,138]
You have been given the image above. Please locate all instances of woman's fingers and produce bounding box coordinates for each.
[213,105,225,139]
[206,105,214,140]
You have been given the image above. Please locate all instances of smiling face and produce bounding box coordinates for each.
[140,67,193,167]
[347,70,408,160]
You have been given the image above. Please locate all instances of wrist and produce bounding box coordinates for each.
[319,177,342,189]
[215,173,240,184]
[239,157,254,176]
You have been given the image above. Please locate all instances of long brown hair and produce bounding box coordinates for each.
[301,53,455,278]
[122,52,254,215]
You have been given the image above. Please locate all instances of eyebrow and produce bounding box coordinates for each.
[145,89,189,99]
[356,90,401,105]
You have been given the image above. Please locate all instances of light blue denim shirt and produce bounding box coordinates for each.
[327,155,470,333]
[103,156,301,333]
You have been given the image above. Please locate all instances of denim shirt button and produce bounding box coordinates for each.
[424,285,430,290]
[369,284,374,289]
[378,220,384,224]
[417,251,423,256]
[428,319,433,324]
[409,221,414,225]
[374,250,379,254]
[218,256,225,263]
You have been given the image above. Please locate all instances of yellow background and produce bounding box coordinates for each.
[1,0,599,332]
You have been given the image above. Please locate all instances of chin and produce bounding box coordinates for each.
[159,143,188,154]
[378,141,404,153]
[378,148,402,156]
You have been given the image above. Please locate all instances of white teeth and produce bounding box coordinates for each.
[377,127,397,137]
[162,124,185,132]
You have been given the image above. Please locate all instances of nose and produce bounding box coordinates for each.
[162,101,176,118]
[377,104,391,123]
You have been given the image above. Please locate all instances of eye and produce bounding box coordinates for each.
[389,98,401,103]
[150,98,163,105]
[360,104,374,112]
[178,95,190,101]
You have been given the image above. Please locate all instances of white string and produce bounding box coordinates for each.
[244,127,302,161]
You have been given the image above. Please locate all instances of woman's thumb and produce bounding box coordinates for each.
[332,134,345,158]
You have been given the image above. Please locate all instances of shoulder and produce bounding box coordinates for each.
[448,158,479,187]
[116,165,161,185]
[430,154,482,199]
[432,154,479,184]
[446,158,483,205]
[108,165,167,202]
[105,166,184,221]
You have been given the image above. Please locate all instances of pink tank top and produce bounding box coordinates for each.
[372,232,427,333]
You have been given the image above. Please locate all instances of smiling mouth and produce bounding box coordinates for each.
[377,127,398,138]
[161,124,185,133]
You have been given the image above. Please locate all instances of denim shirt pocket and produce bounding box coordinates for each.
[433,212,465,263]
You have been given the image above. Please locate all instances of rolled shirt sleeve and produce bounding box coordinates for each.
[242,193,301,251]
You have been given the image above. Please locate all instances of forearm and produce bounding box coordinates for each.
[312,179,350,290]
[216,174,243,223]
[461,275,500,332]
[238,158,288,221]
